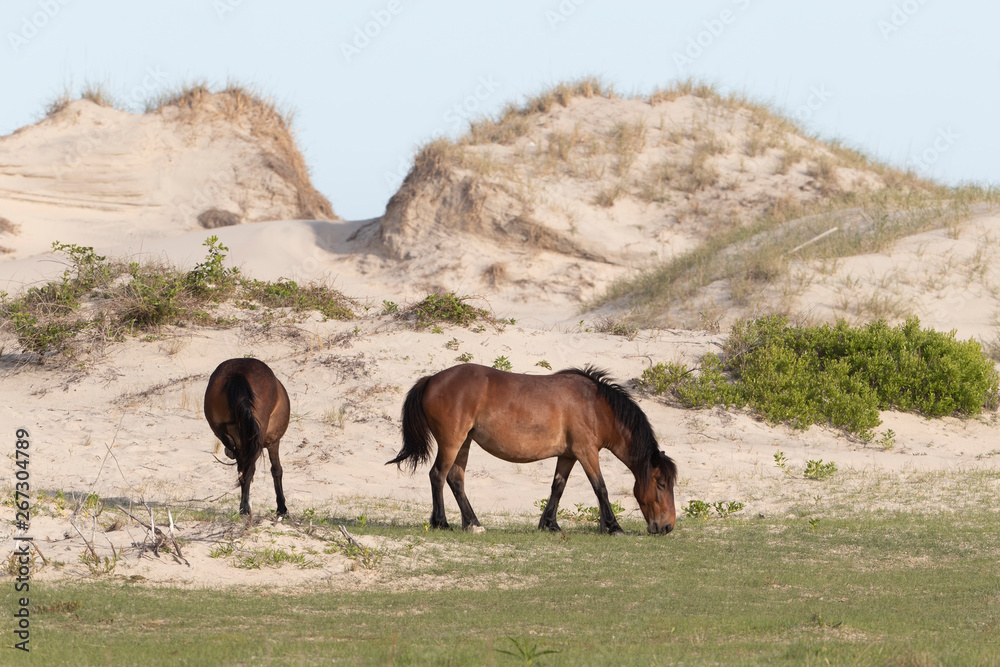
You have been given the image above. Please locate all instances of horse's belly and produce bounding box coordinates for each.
[470,425,567,464]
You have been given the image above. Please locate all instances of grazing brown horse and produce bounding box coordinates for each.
[387,364,677,535]
[204,358,290,518]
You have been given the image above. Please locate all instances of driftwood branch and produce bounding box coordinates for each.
[338,525,364,550]
[70,520,98,560]
[28,540,49,566]
[115,504,188,565]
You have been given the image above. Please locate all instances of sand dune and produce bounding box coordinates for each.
[1,83,998,588]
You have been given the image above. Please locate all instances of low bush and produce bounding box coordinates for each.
[407,292,490,329]
[641,315,999,439]
[0,236,354,361]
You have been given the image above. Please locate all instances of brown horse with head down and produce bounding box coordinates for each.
[387,364,677,535]
[204,358,290,519]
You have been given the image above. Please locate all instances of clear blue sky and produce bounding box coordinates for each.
[2,1,997,220]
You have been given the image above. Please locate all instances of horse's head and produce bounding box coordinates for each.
[634,450,677,535]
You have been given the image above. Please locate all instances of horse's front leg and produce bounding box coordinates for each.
[446,437,484,533]
[539,456,576,531]
[577,451,624,535]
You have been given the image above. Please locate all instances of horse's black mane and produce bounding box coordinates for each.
[557,366,677,484]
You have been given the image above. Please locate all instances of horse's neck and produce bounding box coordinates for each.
[606,440,641,476]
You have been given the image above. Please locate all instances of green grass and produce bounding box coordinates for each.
[6,510,1000,665]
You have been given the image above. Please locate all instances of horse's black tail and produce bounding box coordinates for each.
[225,374,262,465]
[386,376,433,472]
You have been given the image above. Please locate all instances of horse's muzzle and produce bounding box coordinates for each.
[648,521,674,535]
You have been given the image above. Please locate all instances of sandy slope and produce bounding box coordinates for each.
[2,305,998,588]
[0,94,335,260]
[1,86,998,590]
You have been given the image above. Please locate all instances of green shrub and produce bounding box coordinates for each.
[240,279,353,320]
[0,237,355,360]
[803,460,837,480]
[186,236,240,299]
[492,355,512,371]
[642,316,999,439]
[409,292,490,329]
[119,263,186,328]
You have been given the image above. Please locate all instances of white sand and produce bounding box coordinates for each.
[1,92,998,589]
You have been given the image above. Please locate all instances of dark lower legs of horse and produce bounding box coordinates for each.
[237,447,287,518]
[577,457,624,535]
[539,456,576,531]
[239,458,256,516]
[429,438,481,531]
[268,445,287,516]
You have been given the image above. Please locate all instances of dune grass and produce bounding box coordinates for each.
[595,184,997,327]
[6,508,1000,665]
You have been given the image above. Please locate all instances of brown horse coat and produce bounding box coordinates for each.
[204,358,290,518]
[388,363,676,535]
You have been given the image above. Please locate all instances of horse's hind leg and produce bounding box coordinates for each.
[238,457,256,519]
[428,432,468,530]
[267,442,287,517]
[539,456,575,532]
[446,437,483,533]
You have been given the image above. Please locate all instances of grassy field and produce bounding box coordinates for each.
[5,509,1000,666]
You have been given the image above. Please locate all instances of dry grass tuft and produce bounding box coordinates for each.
[0,217,19,236]
[44,91,72,118]
[806,156,841,195]
[462,77,612,148]
[482,262,508,286]
[595,181,628,208]
[80,83,118,109]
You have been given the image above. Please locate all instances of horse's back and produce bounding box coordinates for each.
[422,364,612,462]
[424,363,595,412]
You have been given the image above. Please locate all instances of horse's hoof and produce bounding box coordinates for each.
[468,525,486,534]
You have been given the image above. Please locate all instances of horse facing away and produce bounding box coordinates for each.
[387,363,677,535]
[204,358,290,519]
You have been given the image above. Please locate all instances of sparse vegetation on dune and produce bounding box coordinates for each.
[404,291,492,330]
[379,77,975,325]
[0,236,354,362]
[597,183,996,328]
